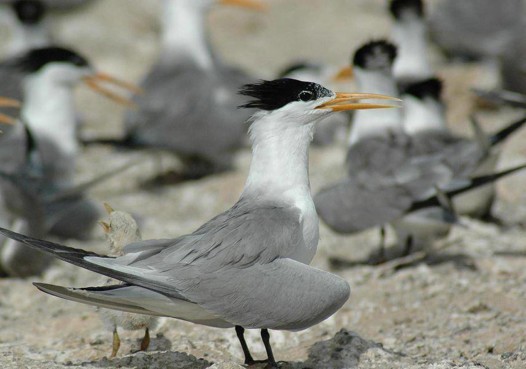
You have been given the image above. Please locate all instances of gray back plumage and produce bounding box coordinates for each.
[124,60,252,165]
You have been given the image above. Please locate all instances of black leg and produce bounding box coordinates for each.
[261,329,278,368]
[378,226,386,262]
[235,326,256,365]
[403,235,414,256]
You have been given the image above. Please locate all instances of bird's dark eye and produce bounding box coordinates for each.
[298,90,314,102]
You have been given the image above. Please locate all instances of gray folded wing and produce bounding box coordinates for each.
[86,199,350,330]
[124,62,250,163]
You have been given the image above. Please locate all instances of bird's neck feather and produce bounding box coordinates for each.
[392,18,432,81]
[403,97,447,134]
[160,0,214,71]
[349,70,402,145]
[244,113,315,200]
[22,71,78,164]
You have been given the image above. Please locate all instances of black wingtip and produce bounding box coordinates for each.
[489,115,526,146]
[410,163,526,212]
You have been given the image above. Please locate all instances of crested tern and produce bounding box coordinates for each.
[90,0,267,179]
[389,0,433,90]
[0,78,400,366]
[315,40,526,257]
[0,0,52,102]
[0,46,141,276]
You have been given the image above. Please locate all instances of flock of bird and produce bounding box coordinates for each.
[0,0,525,367]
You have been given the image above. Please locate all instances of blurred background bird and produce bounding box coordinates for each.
[85,0,267,181]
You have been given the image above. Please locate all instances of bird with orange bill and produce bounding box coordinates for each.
[87,0,268,181]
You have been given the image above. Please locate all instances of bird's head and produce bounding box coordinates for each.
[333,40,398,86]
[389,0,424,21]
[353,40,398,73]
[239,78,400,125]
[12,0,47,25]
[9,46,141,107]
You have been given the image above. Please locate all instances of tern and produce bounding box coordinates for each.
[389,0,433,90]
[0,78,400,367]
[2,0,51,59]
[0,0,52,102]
[88,0,266,179]
[315,40,526,257]
[0,46,141,276]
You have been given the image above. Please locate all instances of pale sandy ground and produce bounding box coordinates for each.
[1,1,526,368]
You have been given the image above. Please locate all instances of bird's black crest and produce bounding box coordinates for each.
[239,78,332,111]
[278,61,321,78]
[403,78,442,100]
[389,0,424,20]
[13,0,47,25]
[8,46,89,73]
[353,40,398,70]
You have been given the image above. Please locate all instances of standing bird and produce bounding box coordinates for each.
[0,46,140,276]
[98,204,159,357]
[389,0,433,90]
[107,0,266,179]
[315,40,526,258]
[2,0,51,59]
[0,0,52,102]
[0,78,400,367]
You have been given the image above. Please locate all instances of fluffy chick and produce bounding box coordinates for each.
[98,204,160,357]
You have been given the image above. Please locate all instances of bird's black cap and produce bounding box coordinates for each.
[12,0,47,25]
[7,46,90,73]
[389,0,424,20]
[239,78,332,111]
[353,40,397,70]
[278,61,322,78]
[403,78,442,100]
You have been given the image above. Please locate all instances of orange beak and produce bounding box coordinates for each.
[316,92,402,112]
[220,0,267,11]
[332,66,354,82]
[0,97,21,126]
[83,72,143,109]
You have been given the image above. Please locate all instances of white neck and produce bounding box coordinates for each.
[22,70,78,181]
[6,22,51,57]
[403,95,447,134]
[242,111,320,264]
[349,68,402,145]
[392,17,432,82]
[160,0,214,71]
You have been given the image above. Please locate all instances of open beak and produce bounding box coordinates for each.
[220,0,267,11]
[83,72,143,109]
[316,92,402,112]
[0,97,21,125]
[332,66,354,82]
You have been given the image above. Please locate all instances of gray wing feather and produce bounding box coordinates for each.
[124,62,250,163]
